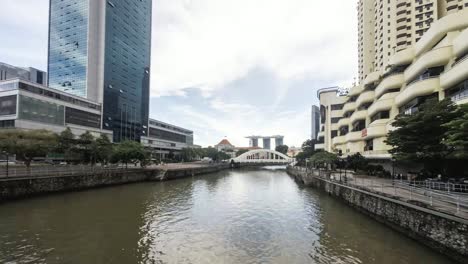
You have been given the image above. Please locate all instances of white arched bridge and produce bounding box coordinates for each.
[232,149,295,164]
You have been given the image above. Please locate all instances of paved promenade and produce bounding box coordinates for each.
[349,175,468,219]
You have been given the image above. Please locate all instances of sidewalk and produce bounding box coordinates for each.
[349,175,468,219]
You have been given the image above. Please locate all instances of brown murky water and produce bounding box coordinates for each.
[0,168,455,263]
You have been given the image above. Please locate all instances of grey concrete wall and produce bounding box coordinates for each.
[0,165,232,201]
[287,166,468,263]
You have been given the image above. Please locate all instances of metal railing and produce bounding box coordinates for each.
[292,166,468,217]
[347,177,468,215]
[0,165,140,179]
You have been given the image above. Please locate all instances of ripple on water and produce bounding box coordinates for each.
[0,169,457,264]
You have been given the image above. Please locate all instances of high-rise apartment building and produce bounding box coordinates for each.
[358,0,468,82]
[311,105,320,140]
[47,0,152,142]
[316,2,468,160]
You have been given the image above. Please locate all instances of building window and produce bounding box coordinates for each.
[18,95,65,125]
[371,110,390,123]
[149,128,187,143]
[331,104,344,111]
[0,120,14,128]
[65,107,101,128]
[0,95,17,116]
[331,117,341,124]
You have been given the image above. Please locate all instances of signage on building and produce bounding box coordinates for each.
[361,128,367,137]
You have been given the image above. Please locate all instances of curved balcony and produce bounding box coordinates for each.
[342,102,357,113]
[356,90,375,108]
[404,46,452,82]
[346,131,363,143]
[337,117,350,128]
[331,123,339,131]
[375,73,404,99]
[364,71,381,86]
[315,143,325,150]
[365,120,388,140]
[453,28,468,57]
[350,110,367,125]
[367,94,396,118]
[390,48,414,66]
[332,136,346,146]
[440,55,468,90]
[395,77,441,107]
[415,9,468,56]
[348,85,364,97]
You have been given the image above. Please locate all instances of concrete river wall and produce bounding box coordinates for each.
[287,166,468,264]
[0,164,231,201]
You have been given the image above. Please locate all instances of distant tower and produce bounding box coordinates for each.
[246,136,260,148]
[274,136,284,146]
[311,105,320,140]
[263,138,271,150]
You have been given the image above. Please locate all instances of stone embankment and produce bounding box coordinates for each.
[287,166,468,263]
[0,163,230,201]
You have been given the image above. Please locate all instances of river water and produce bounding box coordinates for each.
[0,168,455,263]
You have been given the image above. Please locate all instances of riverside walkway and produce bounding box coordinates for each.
[298,167,468,220]
[0,162,225,180]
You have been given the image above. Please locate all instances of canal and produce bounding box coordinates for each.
[0,168,455,263]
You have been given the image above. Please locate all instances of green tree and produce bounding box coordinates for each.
[235,149,249,157]
[275,145,289,155]
[346,153,368,172]
[180,147,200,162]
[385,98,460,175]
[201,147,231,161]
[56,127,76,162]
[444,104,468,159]
[295,139,317,165]
[94,134,113,165]
[0,129,57,167]
[76,131,95,164]
[309,151,338,169]
[111,141,149,168]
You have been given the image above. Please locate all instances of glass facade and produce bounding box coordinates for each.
[149,128,187,143]
[18,95,65,126]
[65,107,101,128]
[48,0,89,97]
[103,0,151,142]
[0,95,17,116]
[48,0,152,142]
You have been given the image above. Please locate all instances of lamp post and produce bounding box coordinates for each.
[391,157,396,184]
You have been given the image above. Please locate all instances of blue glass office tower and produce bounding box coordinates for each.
[48,0,152,142]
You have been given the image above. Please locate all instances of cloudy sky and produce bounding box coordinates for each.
[0,0,357,147]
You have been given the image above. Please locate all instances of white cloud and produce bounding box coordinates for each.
[152,0,358,96]
[0,0,359,147]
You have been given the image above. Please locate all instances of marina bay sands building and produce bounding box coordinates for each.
[247,135,284,150]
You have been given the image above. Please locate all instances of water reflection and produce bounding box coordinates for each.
[0,168,455,264]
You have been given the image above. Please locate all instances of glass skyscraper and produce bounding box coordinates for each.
[47,0,152,142]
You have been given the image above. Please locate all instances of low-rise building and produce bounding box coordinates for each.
[0,78,112,138]
[141,119,194,158]
[0,62,47,86]
[0,78,195,158]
